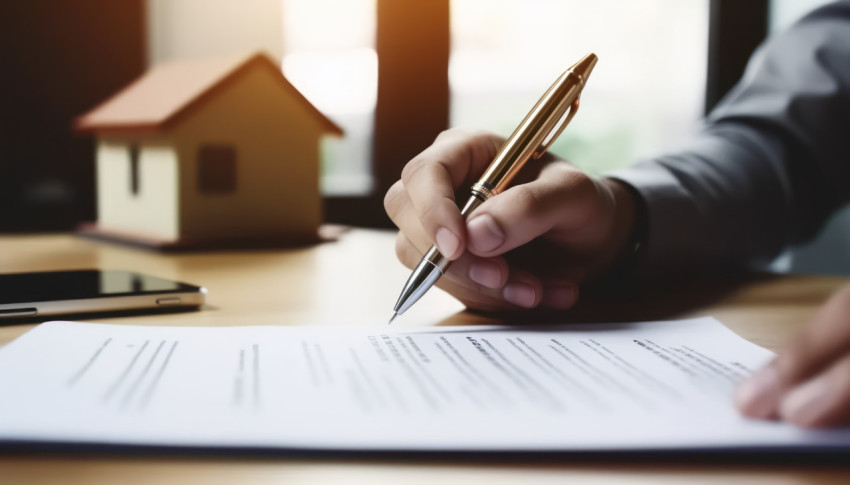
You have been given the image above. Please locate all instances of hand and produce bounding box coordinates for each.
[384,128,638,312]
[736,285,850,428]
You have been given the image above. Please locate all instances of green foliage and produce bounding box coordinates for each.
[549,125,635,175]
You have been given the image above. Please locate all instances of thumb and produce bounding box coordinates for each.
[465,164,605,258]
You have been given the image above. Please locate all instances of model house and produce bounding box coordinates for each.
[76,52,342,248]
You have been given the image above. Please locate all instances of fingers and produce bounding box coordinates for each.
[736,287,850,428]
[385,128,588,312]
[394,233,578,311]
[465,163,606,258]
[394,232,517,306]
[391,129,505,260]
[779,354,850,427]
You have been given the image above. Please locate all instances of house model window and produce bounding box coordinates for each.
[198,144,237,194]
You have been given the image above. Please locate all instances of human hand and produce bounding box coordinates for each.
[384,128,638,312]
[736,286,850,427]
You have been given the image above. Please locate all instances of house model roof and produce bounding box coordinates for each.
[76,52,343,136]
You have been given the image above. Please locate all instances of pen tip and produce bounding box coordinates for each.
[388,312,398,325]
[570,52,598,81]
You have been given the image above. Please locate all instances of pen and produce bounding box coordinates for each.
[389,53,598,324]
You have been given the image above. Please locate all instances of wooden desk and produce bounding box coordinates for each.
[1,228,849,484]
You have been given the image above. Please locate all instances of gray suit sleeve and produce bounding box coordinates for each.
[608,1,850,276]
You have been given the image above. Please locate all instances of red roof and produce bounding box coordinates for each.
[76,52,343,136]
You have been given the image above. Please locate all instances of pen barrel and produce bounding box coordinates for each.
[477,71,585,196]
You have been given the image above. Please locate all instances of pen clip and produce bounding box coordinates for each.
[533,97,580,159]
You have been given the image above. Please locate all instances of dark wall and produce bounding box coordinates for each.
[0,0,146,231]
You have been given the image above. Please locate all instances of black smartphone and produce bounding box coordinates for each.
[0,270,206,320]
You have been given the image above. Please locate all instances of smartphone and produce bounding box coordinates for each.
[0,270,206,320]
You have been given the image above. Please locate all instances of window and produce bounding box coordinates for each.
[129,144,140,196]
[280,0,710,224]
[281,0,377,196]
[770,0,832,31]
[197,145,237,194]
[450,0,709,175]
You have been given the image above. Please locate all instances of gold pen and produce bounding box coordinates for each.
[389,53,598,324]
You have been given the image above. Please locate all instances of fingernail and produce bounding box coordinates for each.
[467,215,505,253]
[543,286,576,309]
[503,283,536,308]
[780,377,831,427]
[735,366,780,419]
[468,261,502,288]
[435,227,460,259]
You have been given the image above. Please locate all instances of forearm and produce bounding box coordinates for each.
[608,122,795,276]
[607,1,850,277]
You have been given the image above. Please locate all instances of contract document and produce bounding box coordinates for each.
[1,317,849,452]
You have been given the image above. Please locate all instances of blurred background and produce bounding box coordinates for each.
[0,0,846,272]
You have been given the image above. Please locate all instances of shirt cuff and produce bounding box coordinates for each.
[606,162,713,279]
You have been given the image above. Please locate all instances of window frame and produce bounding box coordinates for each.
[705,0,768,114]
[324,0,449,228]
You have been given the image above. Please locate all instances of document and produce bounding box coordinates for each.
[1,317,849,452]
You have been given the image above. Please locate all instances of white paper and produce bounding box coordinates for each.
[1,317,849,452]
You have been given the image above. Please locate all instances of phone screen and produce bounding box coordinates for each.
[0,270,200,304]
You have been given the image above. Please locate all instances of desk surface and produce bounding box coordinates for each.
[1,228,849,484]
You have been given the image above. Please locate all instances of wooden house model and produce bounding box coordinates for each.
[76,52,342,249]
